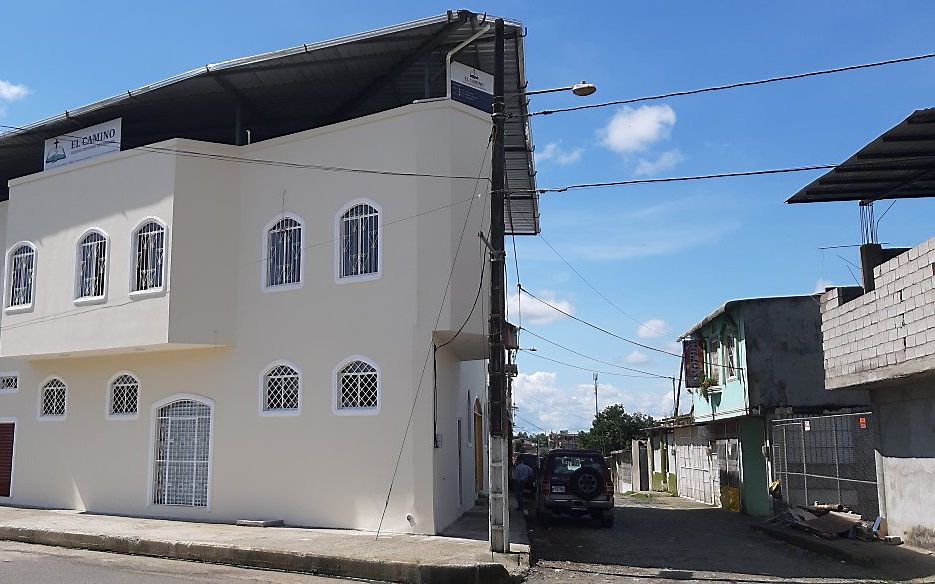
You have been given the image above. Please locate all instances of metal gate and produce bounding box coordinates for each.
[770,412,878,518]
[675,425,717,505]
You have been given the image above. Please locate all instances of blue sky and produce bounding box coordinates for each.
[3,2,935,433]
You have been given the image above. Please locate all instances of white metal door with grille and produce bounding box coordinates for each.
[152,399,211,507]
[675,426,717,505]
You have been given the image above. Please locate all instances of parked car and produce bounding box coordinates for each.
[533,449,614,527]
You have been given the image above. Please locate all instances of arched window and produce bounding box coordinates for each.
[6,242,36,309]
[265,216,302,289]
[76,230,108,300]
[338,202,380,279]
[262,363,301,414]
[152,397,212,507]
[109,373,140,417]
[336,358,380,412]
[40,378,67,418]
[132,220,166,293]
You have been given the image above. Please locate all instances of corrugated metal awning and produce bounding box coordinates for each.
[787,108,935,204]
[0,10,539,234]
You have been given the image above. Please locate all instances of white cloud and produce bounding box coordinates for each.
[513,370,674,432]
[509,290,574,326]
[633,149,685,177]
[536,142,583,166]
[600,104,676,154]
[0,80,29,103]
[624,351,650,365]
[637,319,669,339]
[814,278,833,293]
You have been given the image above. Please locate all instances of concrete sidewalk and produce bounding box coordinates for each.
[0,505,529,584]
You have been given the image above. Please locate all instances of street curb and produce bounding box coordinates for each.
[751,523,877,567]
[0,525,517,584]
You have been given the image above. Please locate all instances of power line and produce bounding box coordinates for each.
[519,284,741,371]
[536,233,664,335]
[514,413,548,433]
[521,328,673,379]
[526,51,935,117]
[520,349,666,379]
[517,393,594,426]
[0,123,491,183]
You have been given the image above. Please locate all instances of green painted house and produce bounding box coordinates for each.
[651,295,869,516]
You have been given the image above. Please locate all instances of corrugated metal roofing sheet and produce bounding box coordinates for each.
[788,108,935,204]
[0,10,539,234]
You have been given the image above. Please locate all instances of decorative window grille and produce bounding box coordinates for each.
[152,399,211,507]
[8,244,35,308]
[0,375,17,393]
[338,360,379,410]
[40,378,67,417]
[133,221,165,292]
[110,374,139,416]
[339,204,379,278]
[266,217,302,287]
[264,364,300,412]
[77,231,107,299]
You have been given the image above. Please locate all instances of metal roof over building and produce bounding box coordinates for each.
[0,9,539,234]
[787,108,935,204]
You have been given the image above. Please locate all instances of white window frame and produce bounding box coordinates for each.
[0,372,19,395]
[332,355,382,416]
[74,228,110,306]
[257,360,302,417]
[106,371,141,421]
[261,213,305,293]
[334,199,383,284]
[4,241,37,314]
[0,417,17,499]
[146,393,215,510]
[37,376,68,421]
[129,217,169,299]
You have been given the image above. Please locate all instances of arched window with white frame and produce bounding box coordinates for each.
[6,242,36,310]
[335,357,380,414]
[109,373,140,418]
[260,362,301,415]
[132,219,166,293]
[39,377,67,419]
[264,215,303,289]
[337,202,380,280]
[76,229,108,301]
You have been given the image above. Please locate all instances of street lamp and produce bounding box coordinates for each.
[507,81,598,101]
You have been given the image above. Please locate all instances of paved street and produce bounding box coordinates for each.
[0,541,375,584]
[526,493,935,583]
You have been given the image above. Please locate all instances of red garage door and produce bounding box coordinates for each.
[0,423,13,497]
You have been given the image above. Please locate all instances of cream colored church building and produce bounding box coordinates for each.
[0,11,537,535]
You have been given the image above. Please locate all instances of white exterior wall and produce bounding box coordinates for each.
[0,100,491,534]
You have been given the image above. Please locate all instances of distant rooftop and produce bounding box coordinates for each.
[0,9,539,234]
[679,294,819,340]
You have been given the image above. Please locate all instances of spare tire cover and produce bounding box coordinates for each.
[569,466,604,500]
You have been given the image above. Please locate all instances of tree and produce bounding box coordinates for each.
[579,404,654,454]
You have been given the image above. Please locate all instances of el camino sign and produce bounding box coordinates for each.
[450,61,493,113]
[43,118,122,170]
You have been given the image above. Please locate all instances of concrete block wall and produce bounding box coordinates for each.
[820,236,935,385]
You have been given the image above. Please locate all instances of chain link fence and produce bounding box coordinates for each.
[770,412,878,519]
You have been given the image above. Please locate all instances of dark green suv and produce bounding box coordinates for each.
[533,449,614,528]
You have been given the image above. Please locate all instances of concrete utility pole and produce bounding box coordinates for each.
[487,18,510,554]
[594,372,599,417]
